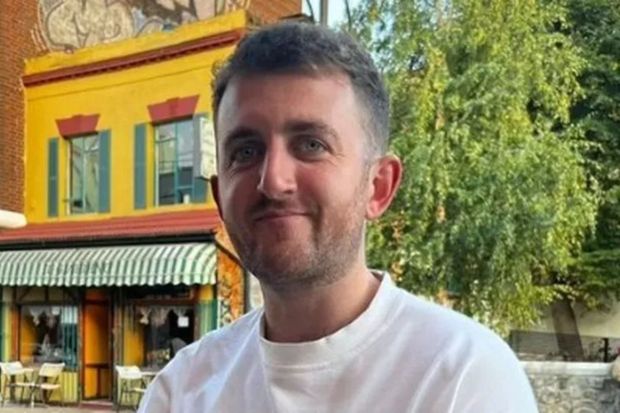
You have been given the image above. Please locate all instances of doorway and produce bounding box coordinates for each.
[82,290,112,400]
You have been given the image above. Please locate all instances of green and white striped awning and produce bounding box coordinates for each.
[0,243,216,287]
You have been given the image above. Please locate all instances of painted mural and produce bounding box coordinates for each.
[35,0,252,52]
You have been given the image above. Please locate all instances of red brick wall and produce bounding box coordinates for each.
[0,0,40,212]
[249,0,302,24]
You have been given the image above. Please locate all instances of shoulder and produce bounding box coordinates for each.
[140,308,262,409]
[168,308,261,374]
[393,286,512,354]
[389,286,537,411]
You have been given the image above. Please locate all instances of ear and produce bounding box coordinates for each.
[365,155,403,220]
[210,175,223,219]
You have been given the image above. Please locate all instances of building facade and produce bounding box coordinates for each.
[0,7,292,404]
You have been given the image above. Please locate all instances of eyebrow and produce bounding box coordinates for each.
[221,127,261,153]
[221,119,341,153]
[283,120,340,144]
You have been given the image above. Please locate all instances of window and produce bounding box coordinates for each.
[136,306,194,368]
[19,305,78,368]
[155,119,195,206]
[70,134,99,214]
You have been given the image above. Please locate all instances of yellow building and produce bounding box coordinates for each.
[0,11,250,406]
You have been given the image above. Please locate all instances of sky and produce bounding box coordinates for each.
[302,0,363,26]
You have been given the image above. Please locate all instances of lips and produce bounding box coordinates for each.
[253,210,308,222]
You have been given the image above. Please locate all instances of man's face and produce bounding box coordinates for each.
[215,72,374,289]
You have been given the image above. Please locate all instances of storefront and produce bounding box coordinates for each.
[0,236,243,403]
[0,9,250,405]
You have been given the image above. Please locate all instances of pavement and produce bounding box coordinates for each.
[0,404,119,412]
[0,409,115,413]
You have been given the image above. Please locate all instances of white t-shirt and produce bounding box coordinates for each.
[138,274,538,412]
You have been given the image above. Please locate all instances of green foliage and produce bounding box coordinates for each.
[566,0,620,310]
[350,0,600,335]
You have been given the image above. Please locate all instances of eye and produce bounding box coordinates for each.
[230,144,262,166]
[297,138,327,155]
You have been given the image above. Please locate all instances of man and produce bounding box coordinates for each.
[139,22,538,413]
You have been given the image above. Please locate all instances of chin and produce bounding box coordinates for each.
[250,258,342,291]
[251,261,304,281]
[248,259,312,284]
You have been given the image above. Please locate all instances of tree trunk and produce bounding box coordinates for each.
[550,295,584,360]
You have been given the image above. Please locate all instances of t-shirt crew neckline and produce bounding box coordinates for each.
[258,272,401,369]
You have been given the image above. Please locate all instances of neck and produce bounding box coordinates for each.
[261,261,381,343]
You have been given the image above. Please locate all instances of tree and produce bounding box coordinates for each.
[347,0,599,336]
[565,0,620,309]
[542,0,620,360]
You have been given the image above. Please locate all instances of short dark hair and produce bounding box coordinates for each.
[212,22,390,155]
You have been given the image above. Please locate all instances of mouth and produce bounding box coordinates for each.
[253,211,309,223]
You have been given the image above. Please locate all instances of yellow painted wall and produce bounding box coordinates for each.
[122,313,144,367]
[19,313,36,364]
[24,12,247,223]
[48,371,79,403]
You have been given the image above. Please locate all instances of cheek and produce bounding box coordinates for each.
[220,173,260,212]
[220,177,253,215]
[302,168,366,211]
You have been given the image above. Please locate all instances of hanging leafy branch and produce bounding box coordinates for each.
[348,0,599,335]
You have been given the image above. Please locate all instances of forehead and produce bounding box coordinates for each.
[216,72,364,133]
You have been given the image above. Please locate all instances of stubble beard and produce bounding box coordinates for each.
[251,213,365,292]
[227,197,368,293]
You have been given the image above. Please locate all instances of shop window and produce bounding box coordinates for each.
[70,134,99,214]
[155,119,195,206]
[136,306,194,368]
[19,305,78,368]
[126,285,191,300]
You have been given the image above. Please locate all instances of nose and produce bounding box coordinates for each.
[257,140,297,200]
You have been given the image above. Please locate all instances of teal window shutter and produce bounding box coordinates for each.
[192,114,208,203]
[134,124,147,209]
[98,130,111,213]
[47,138,59,217]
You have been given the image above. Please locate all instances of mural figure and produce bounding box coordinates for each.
[43,0,135,50]
[36,0,251,51]
[216,0,251,15]
[127,0,211,24]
